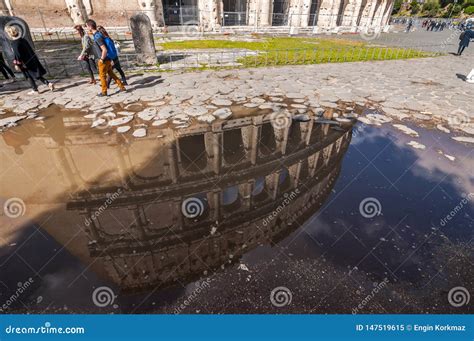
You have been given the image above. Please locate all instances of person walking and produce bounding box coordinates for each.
[0,50,16,83]
[5,25,54,94]
[74,25,97,84]
[406,19,413,33]
[86,19,126,97]
[96,26,127,88]
[457,29,474,56]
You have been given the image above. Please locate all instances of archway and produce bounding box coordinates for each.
[162,0,198,25]
[272,0,290,26]
[222,0,247,26]
[308,0,320,26]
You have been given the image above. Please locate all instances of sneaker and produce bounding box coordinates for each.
[27,90,39,95]
[97,92,108,97]
[48,83,55,92]
[122,80,128,86]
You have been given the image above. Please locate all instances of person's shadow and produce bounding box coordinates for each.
[456,73,467,81]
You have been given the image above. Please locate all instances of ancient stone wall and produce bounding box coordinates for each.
[3,0,393,30]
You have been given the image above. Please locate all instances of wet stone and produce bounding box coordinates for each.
[213,108,233,120]
[212,99,232,106]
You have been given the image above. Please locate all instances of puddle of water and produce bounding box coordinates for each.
[0,104,472,314]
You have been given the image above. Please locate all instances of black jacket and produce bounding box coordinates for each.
[11,38,46,78]
[459,30,474,48]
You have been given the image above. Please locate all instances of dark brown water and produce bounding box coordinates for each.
[0,105,472,314]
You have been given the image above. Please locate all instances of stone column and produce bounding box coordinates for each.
[274,124,290,156]
[308,151,320,177]
[358,0,377,27]
[265,172,280,200]
[258,0,272,26]
[207,190,221,221]
[322,144,334,166]
[247,0,258,26]
[166,140,180,183]
[288,162,302,188]
[83,0,93,15]
[381,0,393,28]
[65,0,88,25]
[204,130,222,175]
[300,120,314,145]
[288,0,312,28]
[238,182,253,210]
[241,124,260,165]
[130,12,157,64]
[199,0,222,31]
[0,0,13,16]
[137,0,165,27]
[317,0,341,29]
[371,0,387,27]
[341,0,363,29]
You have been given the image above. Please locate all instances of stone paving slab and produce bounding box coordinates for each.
[1,54,473,138]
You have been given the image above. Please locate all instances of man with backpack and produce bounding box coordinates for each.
[86,19,126,97]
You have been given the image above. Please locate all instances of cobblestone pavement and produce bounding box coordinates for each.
[1,53,473,141]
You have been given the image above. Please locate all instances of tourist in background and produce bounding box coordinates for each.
[74,24,97,84]
[5,25,54,94]
[457,29,474,56]
[96,26,128,88]
[406,19,413,33]
[0,50,16,83]
[86,19,126,97]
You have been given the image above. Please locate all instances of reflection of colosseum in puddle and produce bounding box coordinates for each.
[2,108,355,293]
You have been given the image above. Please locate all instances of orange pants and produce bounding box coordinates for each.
[98,59,124,95]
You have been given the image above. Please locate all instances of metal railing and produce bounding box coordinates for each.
[222,12,248,26]
[33,46,439,79]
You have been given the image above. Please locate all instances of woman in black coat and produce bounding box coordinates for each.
[458,29,473,56]
[0,50,16,82]
[5,25,54,94]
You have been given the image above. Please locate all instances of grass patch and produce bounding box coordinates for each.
[158,37,438,67]
[159,37,365,51]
